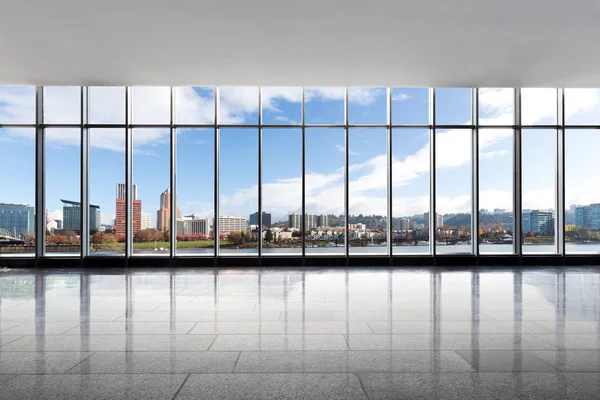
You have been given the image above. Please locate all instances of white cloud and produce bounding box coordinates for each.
[481,150,508,159]
[392,92,412,102]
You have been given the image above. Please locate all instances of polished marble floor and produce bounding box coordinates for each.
[0,267,600,399]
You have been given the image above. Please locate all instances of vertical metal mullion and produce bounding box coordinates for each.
[557,88,565,255]
[344,88,349,259]
[170,87,176,259]
[386,88,392,260]
[514,88,522,257]
[125,87,133,259]
[214,88,220,259]
[301,88,306,261]
[258,88,263,259]
[81,87,89,258]
[35,87,45,258]
[472,89,479,257]
[429,88,436,256]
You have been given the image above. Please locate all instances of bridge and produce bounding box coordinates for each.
[0,228,25,243]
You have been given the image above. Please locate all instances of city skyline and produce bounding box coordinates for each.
[2,87,600,252]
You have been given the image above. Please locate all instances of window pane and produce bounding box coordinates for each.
[261,88,301,125]
[566,130,600,254]
[219,128,257,255]
[219,87,259,125]
[131,87,170,124]
[522,129,556,254]
[0,128,35,256]
[175,87,214,125]
[45,128,80,256]
[478,129,514,254]
[349,128,387,255]
[89,129,125,256]
[0,86,35,124]
[44,86,80,124]
[522,88,557,125]
[435,129,472,254]
[479,88,514,125]
[565,89,600,125]
[348,88,386,125]
[392,128,430,255]
[305,88,344,125]
[176,128,214,256]
[435,88,471,125]
[305,128,345,255]
[262,128,302,255]
[89,87,125,124]
[132,128,170,256]
[391,88,429,125]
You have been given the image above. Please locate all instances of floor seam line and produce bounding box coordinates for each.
[353,372,370,400]
[170,373,191,400]
[63,351,97,373]
[232,351,242,372]
[206,335,219,351]
[0,375,19,388]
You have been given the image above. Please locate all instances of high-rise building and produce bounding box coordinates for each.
[177,215,210,235]
[0,203,34,238]
[424,212,444,228]
[318,214,329,228]
[289,213,301,229]
[141,212,152,230]
[61,199,100,233]
[396,217,410,231]
[157,188,181,232]
[522,210,554,235]
[249,212,271,227]
[305,213,317,230]
[116,183,138,201]
[575,204,600,230]
[115,199,142,235]
[219,216,247,235]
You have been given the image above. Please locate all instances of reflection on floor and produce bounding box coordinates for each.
[0,267,600,399]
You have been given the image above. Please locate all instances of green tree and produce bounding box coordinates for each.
[265,229,273,242]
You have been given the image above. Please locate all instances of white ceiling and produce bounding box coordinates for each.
[2,0,600,87]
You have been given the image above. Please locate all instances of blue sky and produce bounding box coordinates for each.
[1,86,600,229]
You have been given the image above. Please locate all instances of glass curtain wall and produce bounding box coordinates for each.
[5,85,600,259]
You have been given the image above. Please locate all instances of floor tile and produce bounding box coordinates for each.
[234,350,474,373]
[0,335,26,348]
[533,333,600,349]
[174,373,367,400]
[209,334,348,351]
[367,321,553,334]
[357,372,579,400]
[564,372,600,398]
[456,350,558,372]
[1,322,81,335]
[62,322,197,335]
[70,351,239,373]
[0,322,23,332]
[0,375,15,385]
[0,374,187,400]
[0,352,93,374]
[531,350,600,371]
[0,334,216,352]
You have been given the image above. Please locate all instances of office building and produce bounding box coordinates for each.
[156,188,181,232]
[575,204,600,230]
[288,213,301,229]
[522,210,555,235]
[0,203,34,238]
[61,199,100,234]
[396,217,410,231]
[115,199,142,235]
[318,214,329,228]
[424,212,444,228]
[249,211,271,227]
[116,183,138,201]
[141,212,152,230]
[219,216,247,235]
[177,215,210,236]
